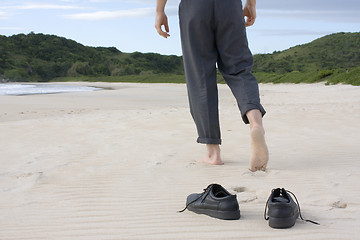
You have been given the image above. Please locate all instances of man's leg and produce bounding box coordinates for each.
[246,109,269,171]
[179,0,223,165]
[214,0,268,170]
[197,144,222,165]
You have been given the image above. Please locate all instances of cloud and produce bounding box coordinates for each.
[0,11,8,19]
[21,3,85,10]
[64,6,178,20]
[258,0,360,12]
[63,1,358,22]
[112,0,179,5]
[256,0,360,23]
[89,0,111,2]
[64,8,153,20]
[0,26,25,31]
[0,3,86,11]
[0,2,89,21]
[258,9,360,23]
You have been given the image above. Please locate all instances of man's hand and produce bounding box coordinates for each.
[155,11,170,38]
[243,0,256,27]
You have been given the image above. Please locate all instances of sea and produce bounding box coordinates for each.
[0,83,100,96]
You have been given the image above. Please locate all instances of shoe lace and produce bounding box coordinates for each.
[264,188,274,221]
[264,188,320,225]
[178,184,213,213]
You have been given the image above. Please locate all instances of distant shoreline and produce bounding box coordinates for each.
[0,82,101,96]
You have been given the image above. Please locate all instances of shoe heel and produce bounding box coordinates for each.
[214,210,240,220]
[268,216,296,229]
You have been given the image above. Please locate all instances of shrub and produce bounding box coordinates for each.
[316,69,334,80]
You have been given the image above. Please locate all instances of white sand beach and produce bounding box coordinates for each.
[0,82,359,239]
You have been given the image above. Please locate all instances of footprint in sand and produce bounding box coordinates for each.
[242,169,270,177]
[186,161,197,167]
[331,201,347,209]
[35,172,45,182]
[231,186,247,193]
[240,195,258,203]
[231,186,258,203]
[14,172,34,179]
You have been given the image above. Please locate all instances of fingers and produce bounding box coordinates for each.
[162,23,171,38]
[155,21,170,38]
[156,24,170,38]
[155,13,170,38]
[245,17,255,27]
[164,20,170,33]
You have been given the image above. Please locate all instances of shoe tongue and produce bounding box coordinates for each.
[273,188,281,196]
[273,196,290,203]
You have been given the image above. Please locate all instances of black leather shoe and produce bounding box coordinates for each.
[179,184,240,220]
[264,188,299,228]
[264,188,319,228]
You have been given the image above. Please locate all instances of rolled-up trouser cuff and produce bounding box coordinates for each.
[241,102,266,124]
[197,137,222,145]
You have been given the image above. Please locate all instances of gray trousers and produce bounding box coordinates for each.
[179,0,266,145]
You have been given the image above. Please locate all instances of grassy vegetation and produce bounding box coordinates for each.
[324,66,360,85]
[252,32,360,85]
[0,33,184,82]
[52,74,186,83]
[253,32,360,73]
[51,66,360,86]
[1,32,359,85]
[253,67,360,86]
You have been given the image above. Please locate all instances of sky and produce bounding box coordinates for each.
[0,0,359,56]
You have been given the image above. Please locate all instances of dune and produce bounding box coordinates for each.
[0,82,359,239]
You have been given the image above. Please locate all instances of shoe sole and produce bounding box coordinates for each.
[187,205,240,220]
[268,215,298,229]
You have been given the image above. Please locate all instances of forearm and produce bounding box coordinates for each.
[246,0,256,6]
[156,0,167,13]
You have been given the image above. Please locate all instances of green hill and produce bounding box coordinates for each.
[253,32,360,73]
[251,32,360,85]
[0,32,184,82]
[0,32,359,85]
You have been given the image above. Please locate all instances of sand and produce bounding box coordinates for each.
[0,82,359,239]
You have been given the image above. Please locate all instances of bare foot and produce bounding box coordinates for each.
[249,126,269,172]
[197,144,224,165]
